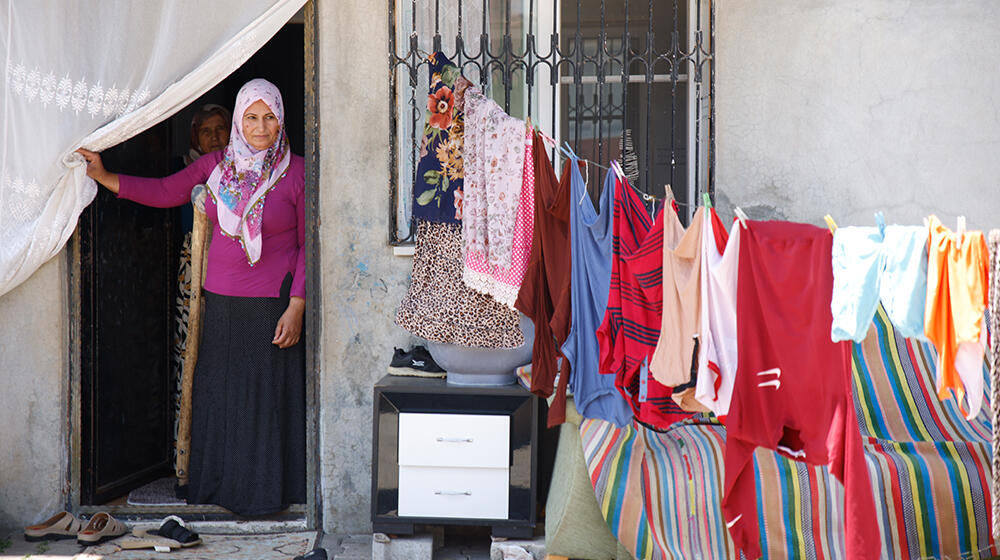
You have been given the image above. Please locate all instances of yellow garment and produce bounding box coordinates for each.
[651,208,704,387]
[924,215,989,418]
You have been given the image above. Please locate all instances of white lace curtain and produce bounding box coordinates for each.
[0,0,306,297]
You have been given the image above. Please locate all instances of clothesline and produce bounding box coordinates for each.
[529,123,669,205]
[405,51,1000,559]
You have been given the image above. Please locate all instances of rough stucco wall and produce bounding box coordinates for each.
[0,258,66,526]
[715,1,1000,230]
[317,0,414,533]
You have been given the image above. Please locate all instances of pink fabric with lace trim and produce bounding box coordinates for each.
[462,128,535,308]
[462,87,526,270]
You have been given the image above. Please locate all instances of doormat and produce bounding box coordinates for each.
[126,476,186,506]
[74,532,315,560]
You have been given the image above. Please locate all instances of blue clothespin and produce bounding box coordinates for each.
[560,142,577,161]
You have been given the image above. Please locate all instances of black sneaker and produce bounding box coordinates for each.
[387,345,446,377]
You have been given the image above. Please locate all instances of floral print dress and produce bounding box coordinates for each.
[412,52,467,224]
[396,53,524,349]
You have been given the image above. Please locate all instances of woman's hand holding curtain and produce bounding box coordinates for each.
[75,148,121,194]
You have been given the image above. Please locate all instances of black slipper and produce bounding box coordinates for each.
[293,547,328,560]
[154,518,200,545]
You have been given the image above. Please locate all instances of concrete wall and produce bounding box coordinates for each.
[715,0,1000,230]
[0,258,67,527]
[3,0,998,536]
[316,0,414,534]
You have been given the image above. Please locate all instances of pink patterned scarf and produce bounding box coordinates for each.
[207,79,290,266]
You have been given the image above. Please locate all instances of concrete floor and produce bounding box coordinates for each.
[327,533,494,560]
[0,530,504,560]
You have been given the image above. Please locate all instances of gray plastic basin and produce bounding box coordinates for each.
[426,314,535,386]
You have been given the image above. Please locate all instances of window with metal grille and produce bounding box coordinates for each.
[389,0,714,244]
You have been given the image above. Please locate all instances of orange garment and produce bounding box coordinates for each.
[650,207,704,387]
[924,215,989,418]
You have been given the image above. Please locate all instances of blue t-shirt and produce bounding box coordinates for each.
[561,159,633,426]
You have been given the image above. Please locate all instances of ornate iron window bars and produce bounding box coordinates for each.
[389,0,714,244]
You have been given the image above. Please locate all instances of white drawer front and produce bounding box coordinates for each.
[398,413,509,468]
[398,466,509,519]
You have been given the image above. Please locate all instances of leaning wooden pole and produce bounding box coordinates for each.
[176,185,210,486]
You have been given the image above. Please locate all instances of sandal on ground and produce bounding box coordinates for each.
[77,512,127,546]
[116,534,185,551]
[23,511,84,542]
[133,515,201,547]
[294,548,328,560]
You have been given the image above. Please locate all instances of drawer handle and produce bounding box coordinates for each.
[434,490,472,496]
[435,437,473,443]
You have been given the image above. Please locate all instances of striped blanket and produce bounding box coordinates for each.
[581,306,995,559]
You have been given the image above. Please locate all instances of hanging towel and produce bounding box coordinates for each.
[830,214,929,342]
[462,87,525,270]
[695,209,737,420]
[723,220,880,560]
[924,215,989,419]
[650,207,706,388]
[515,131,573,426]
[462,129,535,308]
[411,52,468,224]
[561,160,632,427]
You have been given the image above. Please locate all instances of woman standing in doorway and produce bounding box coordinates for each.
[77,78,306,516]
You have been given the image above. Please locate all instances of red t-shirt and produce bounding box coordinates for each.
[596,181,694,429]
[722,220,879,560]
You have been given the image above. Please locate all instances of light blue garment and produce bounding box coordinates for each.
[831,225,884,342]
[880,225,929,340]
[831,213,929,342]
[561,161,633,426]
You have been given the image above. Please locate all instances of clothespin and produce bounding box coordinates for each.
[560,141,577,161]
[957,216,966,236]
[733,207,749,229]
[702,192,712,209]
[537,129,558,149]
[610,160,625,181]
[663,184,675,204]
[823,214,838,234]
[525,115,533,131]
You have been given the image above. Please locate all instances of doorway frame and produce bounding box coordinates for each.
[64,0,322,529]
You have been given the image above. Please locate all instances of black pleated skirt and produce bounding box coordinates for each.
[188,277,306,516]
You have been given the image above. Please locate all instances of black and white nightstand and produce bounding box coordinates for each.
[370,375,538,538]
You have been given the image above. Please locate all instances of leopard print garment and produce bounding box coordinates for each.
[171,232,193,460]
[396,220,524,348]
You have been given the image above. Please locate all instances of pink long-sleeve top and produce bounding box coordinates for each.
[118,151,306,299]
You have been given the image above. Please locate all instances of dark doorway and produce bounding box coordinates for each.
[78,22,306,507]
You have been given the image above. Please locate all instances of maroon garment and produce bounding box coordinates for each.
[118,151,306,299]
[515,132,572,426]
[723,220,879,560]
